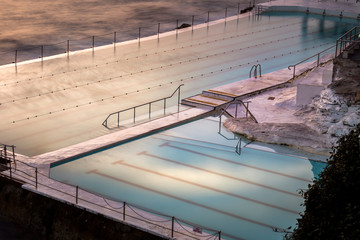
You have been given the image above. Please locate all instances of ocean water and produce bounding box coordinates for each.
[0,0,257,65]
[0,0,260,238]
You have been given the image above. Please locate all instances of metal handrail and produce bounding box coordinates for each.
[235,138,242,155]
[1,161,222,239]
[249,64,262,78]
[218,100,258,148]
[102,84,184,129]
[219,100,258,123]
[335,26,360,57]
[288,44,335,80]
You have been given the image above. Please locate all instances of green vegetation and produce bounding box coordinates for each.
[290,124,360,239]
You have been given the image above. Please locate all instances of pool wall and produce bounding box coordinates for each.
[0,176,167,240]
[263,4,360,19]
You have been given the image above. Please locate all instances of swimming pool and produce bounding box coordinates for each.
[0,12,358,156]
[50,117,327,239]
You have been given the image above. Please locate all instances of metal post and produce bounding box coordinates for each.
[35,168,38,189]
[335,40,338,56]
[192,15,194,32]
[171,217,175,238]
[14,50,17,65]
[235,103,238,118]
[41,45,44,60]
[9,161,12,179]
[219,115,222,133]
[177,87,181,112]
[149,102,151,119]
[67,40,70,53]
[117,112,120,128]
[246,102,249,118]
[113,32,117,44]
[176,19,179,37]
[207,11,210,28]
[75,186,79,204]
[133,107,136,124]
[225,8,228,24]
[123,202,126,221]
[138,27,141,45]
[219,231,221,239]
[163,98,166,115]
[157,23,160,40]
[92,36,95,49]
[293,66,296,80]
[12,145,16,170]
[317,53,320,66]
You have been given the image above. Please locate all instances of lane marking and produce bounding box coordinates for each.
[87,168,289,231]
[160,142,311,182]
[137,150,302,198]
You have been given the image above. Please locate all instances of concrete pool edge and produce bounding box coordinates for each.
[29,51,333,169]
[258,0,360,19]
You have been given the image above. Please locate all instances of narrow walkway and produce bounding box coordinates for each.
[259,0,360,18]
[182,54,328,109]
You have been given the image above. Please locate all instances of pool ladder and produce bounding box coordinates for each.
[249,64,262,79]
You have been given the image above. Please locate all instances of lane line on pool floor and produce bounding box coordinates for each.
[111,160,299,214]
[86,168,291,233]
[160,142,311,182]
[137,150,302,198]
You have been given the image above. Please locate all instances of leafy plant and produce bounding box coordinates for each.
[290,124,360,240]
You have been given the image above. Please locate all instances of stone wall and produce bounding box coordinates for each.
[331,57,360,101]
[0,177,165,240]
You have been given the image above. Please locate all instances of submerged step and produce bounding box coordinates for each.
[202,89,237,101]
[181,94,229,108]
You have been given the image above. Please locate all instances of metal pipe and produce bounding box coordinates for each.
[177,86,181,112]
[138,27,141,45]
[235,103,238,118]
[192,15,194,32]
[176,19,179,37]
[123,202,126,221]
[225,8,228,24]
[163,98,166,115]
[149,103,151,119]
[157,23,160,40]
[35,168,38,189]
[75,186,79,204]
[9,161,12,179]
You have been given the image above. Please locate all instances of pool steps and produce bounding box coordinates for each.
[181,74,292,109]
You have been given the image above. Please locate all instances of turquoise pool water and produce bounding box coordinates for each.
[50,117,327,239]
[1,11,359,156]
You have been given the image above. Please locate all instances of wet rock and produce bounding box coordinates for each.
[175,23,191,29]
[224,118,331,154]
[343,112,360,127]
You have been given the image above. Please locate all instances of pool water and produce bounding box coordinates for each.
[0,12,359,156]
[50,117,327,240]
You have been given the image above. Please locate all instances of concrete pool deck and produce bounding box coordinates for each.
[3,49,331,240]
[259,0,360,18]
[24,52,330,168]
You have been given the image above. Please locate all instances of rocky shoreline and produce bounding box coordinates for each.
[224,61,360,156]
